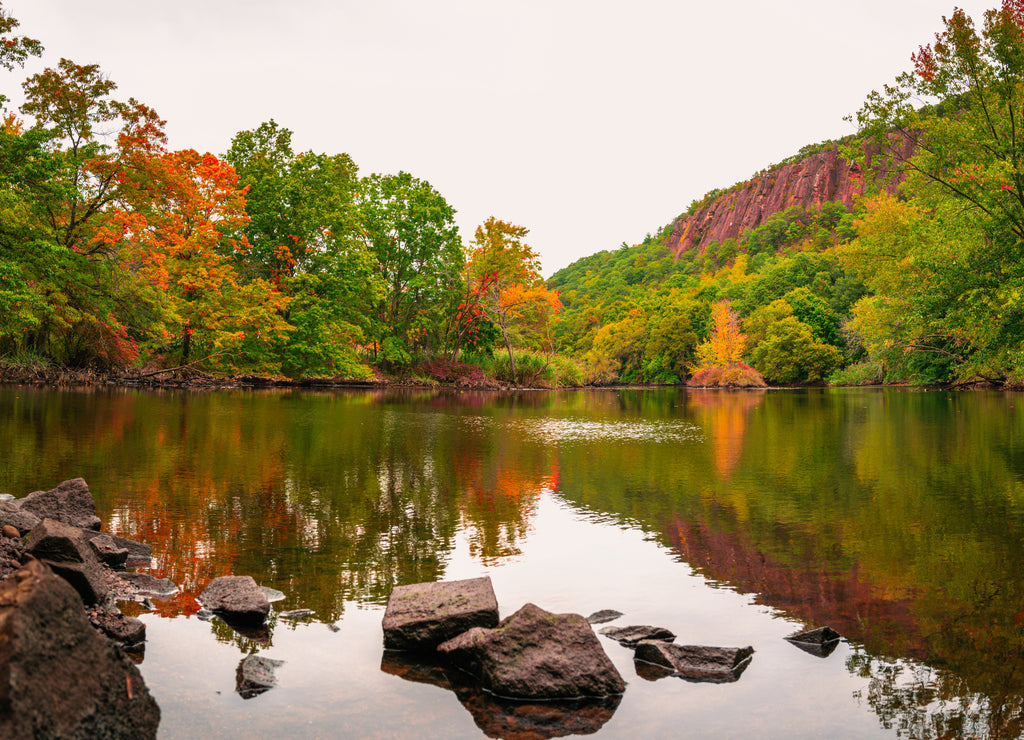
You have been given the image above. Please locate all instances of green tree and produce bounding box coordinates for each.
[357,172,463,363]
[750,316,844,384]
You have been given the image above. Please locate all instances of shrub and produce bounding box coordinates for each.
[828,361,883,386]
[688,363,766,388]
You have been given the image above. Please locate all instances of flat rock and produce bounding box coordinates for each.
[236,655,285,699]
[0,501,39,536]
[199,575,270,625]
[0,559,160,739]
[279,608,315,620]
[88,533,129,568]
[383,576,499,651]
[634,641,754,684]
[599,624,675,646]
[17,477,101,530]
[79,529,152,562]
[586,609,623,625]
[117,572,179,598]
[438,602,626,700]
[88,608,147,646]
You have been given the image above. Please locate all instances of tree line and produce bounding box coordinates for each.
[0,4,562,384]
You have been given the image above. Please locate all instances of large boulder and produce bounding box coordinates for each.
[17,478,101,531]
[633,641,754,683]
[198,575,270,625]
[437,602,626,700]
[0,559,160,739]
[382,576,499,651]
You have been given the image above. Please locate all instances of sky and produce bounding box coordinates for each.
[1,0,998,276]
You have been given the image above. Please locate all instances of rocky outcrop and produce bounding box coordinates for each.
[0,559,160,739]
[666,138,916,258]
[382,576,499,651]
[437,602,625,700]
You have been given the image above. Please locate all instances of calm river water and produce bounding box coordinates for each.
[2,386,1023,739]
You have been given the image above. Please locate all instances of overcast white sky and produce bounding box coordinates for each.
[1,0,997,276]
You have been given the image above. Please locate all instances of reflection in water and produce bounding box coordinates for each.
[2,387,1024,736]
[380,651,620,739]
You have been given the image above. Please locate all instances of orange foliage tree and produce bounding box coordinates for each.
[691,300,766,387]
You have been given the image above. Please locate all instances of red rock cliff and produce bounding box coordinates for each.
[666,138,915,257]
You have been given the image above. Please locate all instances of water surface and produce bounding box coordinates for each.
[1,387,1022,738]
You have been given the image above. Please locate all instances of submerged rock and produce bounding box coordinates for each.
[279,608,315,620]
[0,559,160,739]
[438,602,626,700]
[634,641,754,684]
[586,609,624,625]
[599,624,675,646]
[17,477,102,531]
[236,655,285,699]
[199,575,270,625]
[382,576,499,651]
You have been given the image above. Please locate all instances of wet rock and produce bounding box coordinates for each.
[381,650,621,739]
[383,576,499,651]
[235,655,285,699]
[599,624,675,646]
[17,477,101,530]
[0,559,160,739]
[438,602,626,700]
[279,608,315,620]
[199,575,270,625]
[634,641,754,684]
[116,572,179,598]
[786,626,841,658]
[1,524,19,539]
[89,533,129,568]
[79,529,152,563]
[88,607,147,647]
[586,609,623,625]
[0,501,37,535]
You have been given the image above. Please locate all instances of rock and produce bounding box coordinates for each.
[116,572,179,598]
[0,536,26,582]
[1,524,19,539]
[261,586,286,603]
[382,576,499,651]
[279,608,315,620]
[17,477,102,530]
[0,559,160,739]
[586,609,623,625]
[25,517,93,563]
[88,533,129,568]
[787,625,841,645]
[43,559,108,605]
[88,607,147,646]
[199,575,270,625]
[79,529,152,563]
[599,624,675,646]
[0,501,38,535]
[24,518,108,605]
[437,602,626,700]
[633,641,754,684]
[381,650,621,738]
[786,626,841,658]
[235,655,285,699]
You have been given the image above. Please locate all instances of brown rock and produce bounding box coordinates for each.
[633,641,754,683]
[0,500,39,536]
[17,477,102,530]
[198,575,270,625]
[438,602,626,700]
[88,533,129,568]
[382,576,499,651]
[0,560,160,739]
[88,608,147,646]
[1,524,19,539]
[25,517,93,563]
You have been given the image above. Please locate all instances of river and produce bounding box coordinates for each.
[1,386,1022,738]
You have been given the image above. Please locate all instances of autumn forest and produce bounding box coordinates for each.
[4,3,1024,388]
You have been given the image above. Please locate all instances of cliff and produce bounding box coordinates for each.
[666,138,916,257]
